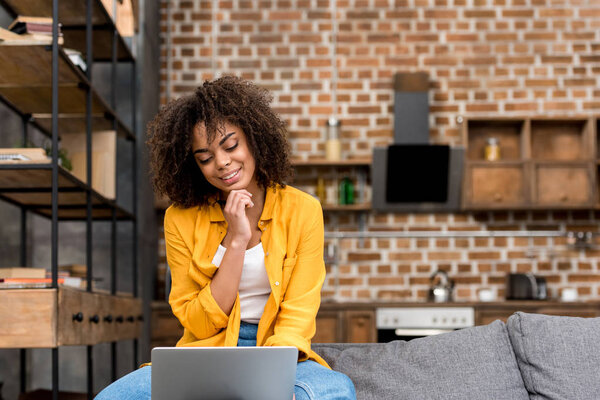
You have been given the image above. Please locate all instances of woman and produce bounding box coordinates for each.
[95,76,355,399]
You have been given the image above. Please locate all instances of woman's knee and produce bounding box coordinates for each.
[295,361,356,400]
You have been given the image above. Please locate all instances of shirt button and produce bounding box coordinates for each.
[266,252,269,256]
[260,221,264,226]
[275,281,280,286]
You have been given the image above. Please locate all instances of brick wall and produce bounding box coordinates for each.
[157,0,600,302]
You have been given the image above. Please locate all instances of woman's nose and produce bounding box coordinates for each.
[215,151,231,169]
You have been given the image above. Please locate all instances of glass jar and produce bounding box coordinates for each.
[484,137,500,161]
[325,118,341,161]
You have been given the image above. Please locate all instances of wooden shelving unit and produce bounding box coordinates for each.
[290,158,372,167]
[0,44,134,139]
[0,0,134,61]
[291,157,372,211]
[0,0,139,398]
[0,164,133,220]
[462,117,597,210]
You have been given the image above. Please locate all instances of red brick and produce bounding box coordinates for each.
[469,251,501,260]
[369,277,405,285]
[428,251,463,261]
[389,252,423,261]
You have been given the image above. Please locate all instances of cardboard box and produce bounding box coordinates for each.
[60,130,116,199]
[100,0,136,37]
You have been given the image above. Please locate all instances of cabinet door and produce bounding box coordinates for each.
[314,311,340,343]
[534,165,592,206]
[151,307,183,348]
[345,310,376,343]
[466,165,526,207]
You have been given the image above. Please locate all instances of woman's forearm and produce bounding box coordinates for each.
[209,239,247,315]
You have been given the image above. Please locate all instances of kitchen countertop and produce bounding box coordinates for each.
[319,300,600,309]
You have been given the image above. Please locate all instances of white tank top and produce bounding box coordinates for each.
[211,242,271,324]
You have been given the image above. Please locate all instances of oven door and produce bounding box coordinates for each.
[376,307,475,343]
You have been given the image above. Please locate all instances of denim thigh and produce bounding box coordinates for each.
[94,364,151,400]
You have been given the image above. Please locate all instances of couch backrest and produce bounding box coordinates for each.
[313,320,529,400]
[507,312,600,400]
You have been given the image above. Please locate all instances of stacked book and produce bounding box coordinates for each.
[0,16,64,45]
[0,266,92,289]
[0,267,59,288]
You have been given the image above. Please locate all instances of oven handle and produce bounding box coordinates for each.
[394,328,456,336]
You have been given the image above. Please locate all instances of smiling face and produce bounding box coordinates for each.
[191,121,258,196]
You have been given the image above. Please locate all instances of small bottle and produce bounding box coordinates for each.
[316,177,326,204]
[325,117,341,161]
[484,137,500,161]
[338,178,347,205]
[345,178,355,205]
[338,177,354,205]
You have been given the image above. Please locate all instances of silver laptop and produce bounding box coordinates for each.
[151,346,298,400]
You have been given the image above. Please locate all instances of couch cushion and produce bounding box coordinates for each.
[507,312,600,400]
[313,320,529,400]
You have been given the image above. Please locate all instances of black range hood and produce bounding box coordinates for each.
[372,72,464,212]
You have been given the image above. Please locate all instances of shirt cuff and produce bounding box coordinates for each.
[198,283,229,329]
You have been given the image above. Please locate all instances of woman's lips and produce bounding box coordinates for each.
[221,168,241,185]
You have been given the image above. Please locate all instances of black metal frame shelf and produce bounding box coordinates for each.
[0,0,139,399]
[0,164,134,220]
[0,44,135,140]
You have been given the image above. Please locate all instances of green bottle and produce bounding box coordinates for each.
[345,178,354,205]
[338,177,355,205]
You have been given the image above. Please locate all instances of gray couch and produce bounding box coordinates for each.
[313,312,600,399]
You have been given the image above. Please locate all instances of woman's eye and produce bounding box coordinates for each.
[198,157,211,164]
[226,143,238,151]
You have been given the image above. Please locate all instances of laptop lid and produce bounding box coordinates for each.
[151,346,298,400]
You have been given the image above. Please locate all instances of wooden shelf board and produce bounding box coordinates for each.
[32,113,133,140]
[0,45,134,139]
[291,158,372,167]
[0,0,134,61]
[466,160,525,167]
[322,203,371,211]
[0,165,133,220]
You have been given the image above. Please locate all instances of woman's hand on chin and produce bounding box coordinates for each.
[222,189,253,247]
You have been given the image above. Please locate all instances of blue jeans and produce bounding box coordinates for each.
[95,321,355,400]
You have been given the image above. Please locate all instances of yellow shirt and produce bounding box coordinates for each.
[164,184,329,367]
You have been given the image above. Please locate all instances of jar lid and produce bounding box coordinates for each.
[486,137,499,145]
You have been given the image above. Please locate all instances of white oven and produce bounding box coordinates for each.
[376,307,475,342]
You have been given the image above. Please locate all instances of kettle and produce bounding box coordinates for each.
[428,270,455,303]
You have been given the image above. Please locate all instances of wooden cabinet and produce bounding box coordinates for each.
[345,310,376,343]
[533,164,593,206]
[466,163,527,206]
[475,301,600,326]
[462,117,597,210]
[313,311,341,343]
[0,288,142,348]
[151,301,183,349]
[151,301,600,346]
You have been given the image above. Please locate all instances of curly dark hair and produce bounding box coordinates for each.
[147,76,293,208]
